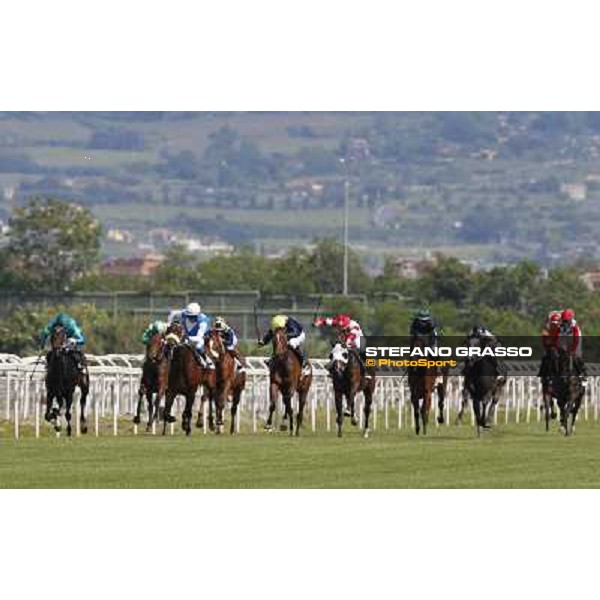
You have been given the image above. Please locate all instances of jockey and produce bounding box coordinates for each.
[409,308,440,348]
[313,313,371,380]
[538,310,562,379]
[39,312,86,371]
[259,314,309,371]
[554,308,587,382]
[167,301,214,369]
[208,316,248,372]
[142,320,167,345]
[462,324,506,381]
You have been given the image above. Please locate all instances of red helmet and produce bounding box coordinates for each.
[561,309,575,321]
[335,314,351,328]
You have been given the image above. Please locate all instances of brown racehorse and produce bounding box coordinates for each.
[329,342,376,438]
[134,332,164,431]
[265,328,312,436]
[160,322,216,435]
[202,329,247,435]
[407,336,446,436]
[44,325,89,436]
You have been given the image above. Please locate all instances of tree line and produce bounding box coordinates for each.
[0,198,598,355]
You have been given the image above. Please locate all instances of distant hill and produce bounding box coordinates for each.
[1,111,600,269]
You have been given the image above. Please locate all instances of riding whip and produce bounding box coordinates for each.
[253,300,262,344]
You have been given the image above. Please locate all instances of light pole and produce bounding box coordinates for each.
[340,158,349,296]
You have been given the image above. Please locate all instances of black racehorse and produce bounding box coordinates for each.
[44,325,90,436]
[462,355,505,437]
[550,348,584,436]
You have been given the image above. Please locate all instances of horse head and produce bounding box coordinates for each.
[146,332,165,363]
[329,342,350,380]
[273,328,288,358]
[206,329,225,362]
[50,325,67,352]
[165,322,185,347]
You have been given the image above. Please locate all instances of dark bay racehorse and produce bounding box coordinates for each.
[160,323,216,435]
[134,332,165,431]
[461,356,506,437]
[550,349,584,436]
[329,342,376,438]
[202,329,247,435]
[265,328,312,436]
[408,337,446,436]
[44,325,89,436]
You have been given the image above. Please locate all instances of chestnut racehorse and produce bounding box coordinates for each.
[202,329,247,434]
[329,342,376,438]
[407,336,446,436]
[160,322,216,435]
[265,328,312,436]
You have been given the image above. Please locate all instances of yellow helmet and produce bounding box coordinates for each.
[271,314,288,330]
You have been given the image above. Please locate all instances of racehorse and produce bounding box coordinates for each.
[201,328,247,435]
[134,331,165,431]
[456,336,506,432]
[549,348,584,436]
[540,349,559,432]
[265,327,312,436]
[407,336,446,436]
[44,325,89,436]
[329,342,375,438]
[160,322,216,435]
[460,355,506,437]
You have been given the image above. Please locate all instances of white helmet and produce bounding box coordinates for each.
[185,302,201,316]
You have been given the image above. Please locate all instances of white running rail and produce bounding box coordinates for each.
[1,354,599,438]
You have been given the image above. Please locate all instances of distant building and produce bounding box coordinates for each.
[561,182,587,201]
[106,228,135,244]
[393,256,435,280]
[581,270,600,291]
[101,253,165,277]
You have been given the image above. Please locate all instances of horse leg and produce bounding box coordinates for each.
[182,392,194,436]
[230,389,241,435]
[283,393,294,436]
[334,389,344,438]
[65,392,73,437]
[146,391,155,432]
[215,391,225,435]
[79,382,89,434]
[472,397,482,437]
[363,388,373,439]
[296,388,308,437]
[265,383,278,433]
[196,392,206,429]
[45,388,56,423]
[208,395,216,432]
[134,385,144,425]
[349,391,358,426]
[411,391,420,436]
[456,386,469,425]
[421,387,432,436]
[162,392,176,436]
[436,382,445,424]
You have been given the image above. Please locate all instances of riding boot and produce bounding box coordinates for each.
[355,349,372,380]
[576,356,588,385]
[294,347,309,372]
[229,348,247,372]
[199,349,216,370]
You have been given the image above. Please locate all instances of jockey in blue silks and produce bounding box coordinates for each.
[167,302,214,369]
[206,316,248,372]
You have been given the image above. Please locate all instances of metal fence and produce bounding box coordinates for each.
[1,353,600,439]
